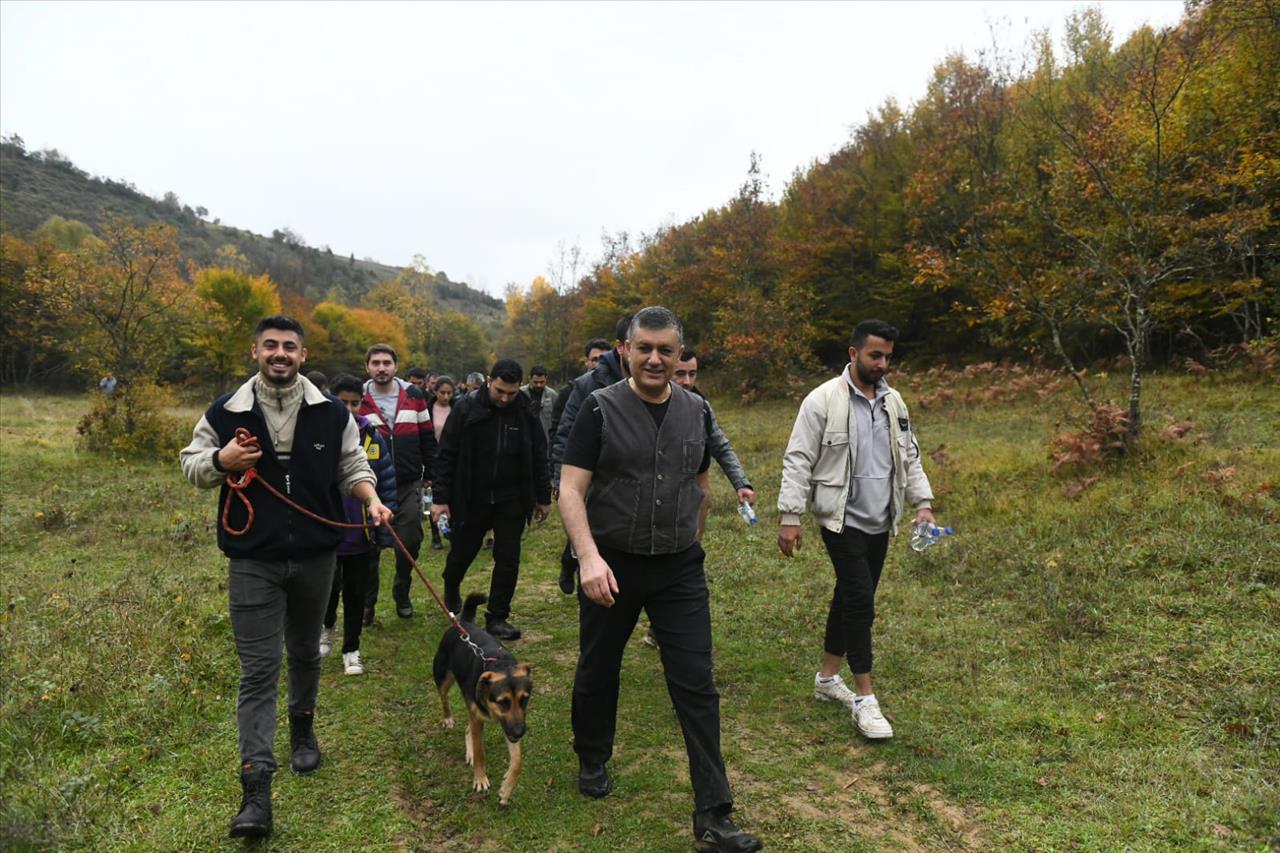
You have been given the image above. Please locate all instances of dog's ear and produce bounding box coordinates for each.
[513,663,531,678]
[478,671,497,687]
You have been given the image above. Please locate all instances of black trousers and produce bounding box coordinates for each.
[571,542,732,816]
[365,479,425,611]
[325,550,375,653]
[819,526,890,674]
[441,499,526,620]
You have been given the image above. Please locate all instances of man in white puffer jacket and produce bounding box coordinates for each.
[777,319,937,740]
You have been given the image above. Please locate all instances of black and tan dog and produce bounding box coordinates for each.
[433,593,533,805]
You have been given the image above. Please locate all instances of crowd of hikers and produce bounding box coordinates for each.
[180,309,937,852]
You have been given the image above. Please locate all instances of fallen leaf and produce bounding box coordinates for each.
[1035,776,1049,787]
[1062,476,1099,499]
[1203,466,1237,485]
[1212,823,1232,837]
[1175,462,1194,475]
[1223,722,1253,737]
[1094,711,1106,723]
[592,821,603,838]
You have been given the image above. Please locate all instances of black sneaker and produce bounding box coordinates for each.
[444,585,461,615]
[577,761,612,798]
[395,600,413,619]
[289,712,321,774]
[485,616,521,641]
[362,605,376,627]
[431,539,444,551]
[228,764,273,838]
[693,811,763,853]
[483,537,494,550]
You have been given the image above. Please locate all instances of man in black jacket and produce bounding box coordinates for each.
[431,359,551,639]
[551,318,631,595]
[180,315,392,839]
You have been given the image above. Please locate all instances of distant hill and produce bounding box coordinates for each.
[0,140,504,325]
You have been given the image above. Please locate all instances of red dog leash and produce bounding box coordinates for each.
[220,426,491,657]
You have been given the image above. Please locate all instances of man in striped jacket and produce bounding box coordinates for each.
[359,343,437,620]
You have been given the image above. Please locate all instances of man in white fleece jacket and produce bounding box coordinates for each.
[776,319,936,740]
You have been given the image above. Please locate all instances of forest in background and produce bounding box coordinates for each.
[0,0,1275,449]
[500,0,1277,433]
[0,139,505,386]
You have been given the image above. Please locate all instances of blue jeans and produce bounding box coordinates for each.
[227,552,336,771]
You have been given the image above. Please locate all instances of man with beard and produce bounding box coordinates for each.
[180,315,392,838]
[777,319,936,741]
[359,344,437,620]
[432,359,551,640]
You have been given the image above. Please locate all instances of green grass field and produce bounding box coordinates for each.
[2,369,1277,851]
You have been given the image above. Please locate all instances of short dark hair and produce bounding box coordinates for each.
[434,374,455,392]
[366,343,398,364]
[330,373,363,396]
[406,366,428,380]
[305,370,328,388]
[850,320,898,349]
[678,348,698,363]
[614,314,634,344]
[585,338,610,356]
[628,306,683,345]
[530,364,547,377]
[253,315,305,340]
[490,359,523,384]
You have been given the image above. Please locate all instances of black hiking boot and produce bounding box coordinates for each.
[289,712,321,774]
[228,763,273,838]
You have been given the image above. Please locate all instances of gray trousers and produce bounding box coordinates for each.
[228,552,336,771]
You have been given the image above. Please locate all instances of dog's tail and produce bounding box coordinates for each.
[460,592,487,623]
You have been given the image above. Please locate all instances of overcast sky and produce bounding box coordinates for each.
[1,0,1183,297]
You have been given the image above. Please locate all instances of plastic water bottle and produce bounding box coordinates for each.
[910,521,953,552]
[737,500,758,525]
[422,487,433,517]
[437,513,451,537]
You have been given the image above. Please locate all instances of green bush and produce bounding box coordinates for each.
[76,381,186,458]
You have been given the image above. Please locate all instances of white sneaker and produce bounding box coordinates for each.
[853,695,894,739]
[319,628,333,657]
[813,673,857,709]
[342,650,364,676]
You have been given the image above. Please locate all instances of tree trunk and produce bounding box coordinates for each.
[1049,323,1093,406]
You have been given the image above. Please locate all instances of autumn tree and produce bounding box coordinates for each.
[425,309,492,378]
[502,276,573,377]
[309,302,409,373]
[189,267,282,390]
[48,219,192,385]
[0,234,67,385]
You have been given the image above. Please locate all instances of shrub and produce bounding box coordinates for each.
[76,381,186,459]
[1049,401,1129,470]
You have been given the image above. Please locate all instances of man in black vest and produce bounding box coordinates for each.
[179,315,392,839]
[558,307,762,853]
[431,358,551,640]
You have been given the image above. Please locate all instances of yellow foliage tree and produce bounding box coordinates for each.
[190,267,281,390]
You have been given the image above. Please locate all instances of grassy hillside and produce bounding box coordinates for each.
[1,368,1276,850]
[0,140,504,324]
